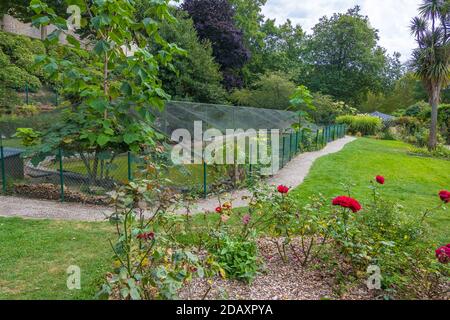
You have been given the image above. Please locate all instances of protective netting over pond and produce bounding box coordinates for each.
[151,101,317,140]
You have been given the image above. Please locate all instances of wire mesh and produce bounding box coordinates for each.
[0,97,348,202]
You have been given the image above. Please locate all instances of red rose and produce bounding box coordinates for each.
[277,185,290,194]
[435,244,450,264]
[439,190,450,203]
[215,206,223,213]
[376,175,385,185]
[332,196,362,213]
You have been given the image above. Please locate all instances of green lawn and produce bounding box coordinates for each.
[0,217,114,300]
[0,137,448,300]
[292,138,449,242]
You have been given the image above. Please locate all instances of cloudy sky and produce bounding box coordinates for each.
[261,0,422,62]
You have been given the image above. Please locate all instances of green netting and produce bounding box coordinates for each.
[151,101,317,140]
[0,96,346,202]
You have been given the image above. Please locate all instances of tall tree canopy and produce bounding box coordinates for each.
[181,0,250,90]
[303,6,388,107]
[243,19,305,85]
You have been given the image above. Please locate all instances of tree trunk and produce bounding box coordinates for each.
[40,25,48,41]
[428,84,441,151]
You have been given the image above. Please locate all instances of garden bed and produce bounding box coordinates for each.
[179,238,374,300]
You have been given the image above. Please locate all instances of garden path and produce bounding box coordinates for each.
[0,136,356,221]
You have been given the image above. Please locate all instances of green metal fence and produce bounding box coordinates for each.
[0,115,346,203]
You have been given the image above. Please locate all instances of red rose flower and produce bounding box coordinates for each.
[439,190,450,203]
[277,185,290,194]
[137,232,155,241]
[435,244,450,264]
[215,206,223,213]
[376,175,385,185]
[242,214,251,225]
[332,196,362,213]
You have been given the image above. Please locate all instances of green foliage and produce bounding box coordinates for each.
[153,9,227,103]
[98,179,205,300]
[209,232,259,283]
[303,6,388,106]
[404,101,430,117]
[0,65,41,91]
[0,86,21,114]
[408,145,450,161]
[23,0,182,178]
[230,72,296,109]
[360,73,420,114]
[243,18,305,86]
[309,92,357,125]
[13,127,41,146]
[336,115,382,136]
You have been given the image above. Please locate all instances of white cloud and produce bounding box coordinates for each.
[262,0,422,62]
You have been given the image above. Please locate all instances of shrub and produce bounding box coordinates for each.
[0,87,21,115]
[336,115,382,136]
[408,145,450,161]
[209,232,259,283]
[0,65,41,92]
[309,93,357,125]
[403,101,430,118]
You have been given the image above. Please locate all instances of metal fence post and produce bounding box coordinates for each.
[298,130,303,153]
[249,143,253,177]
[0,137,6,194]
[315,130,319,149]
[58,148,65,202]
[202,149,207,199]
[25,82,29,105]
[127,151,133,182]
[321,128,325,146]
[295,130,299,153]
[281,135,285,168]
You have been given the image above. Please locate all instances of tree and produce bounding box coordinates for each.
[303,6,388,106]
[150,8,227,103]
[244,19,305,85]
[230,72,296,109]
[410,0,449,150]
[21,0,181,185]
[181,0,250,90]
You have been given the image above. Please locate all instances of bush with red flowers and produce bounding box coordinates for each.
[376,175,385,185]
[277,185,290,194]
[332,196,362,213]
[439,190,450,203]
[435,244,450,264]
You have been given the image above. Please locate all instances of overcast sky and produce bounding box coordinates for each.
[261,0,422,62]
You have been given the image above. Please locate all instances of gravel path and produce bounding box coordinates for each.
[0,136,356,221]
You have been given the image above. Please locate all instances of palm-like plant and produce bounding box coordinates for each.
[410,0,449,150]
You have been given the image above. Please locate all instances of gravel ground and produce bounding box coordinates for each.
[0,137,356,221]
[179,238,373,300]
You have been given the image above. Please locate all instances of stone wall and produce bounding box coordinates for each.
[0,14,74,45]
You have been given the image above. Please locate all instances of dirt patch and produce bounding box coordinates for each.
[179,238,374,300]
[13,183,109,206]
